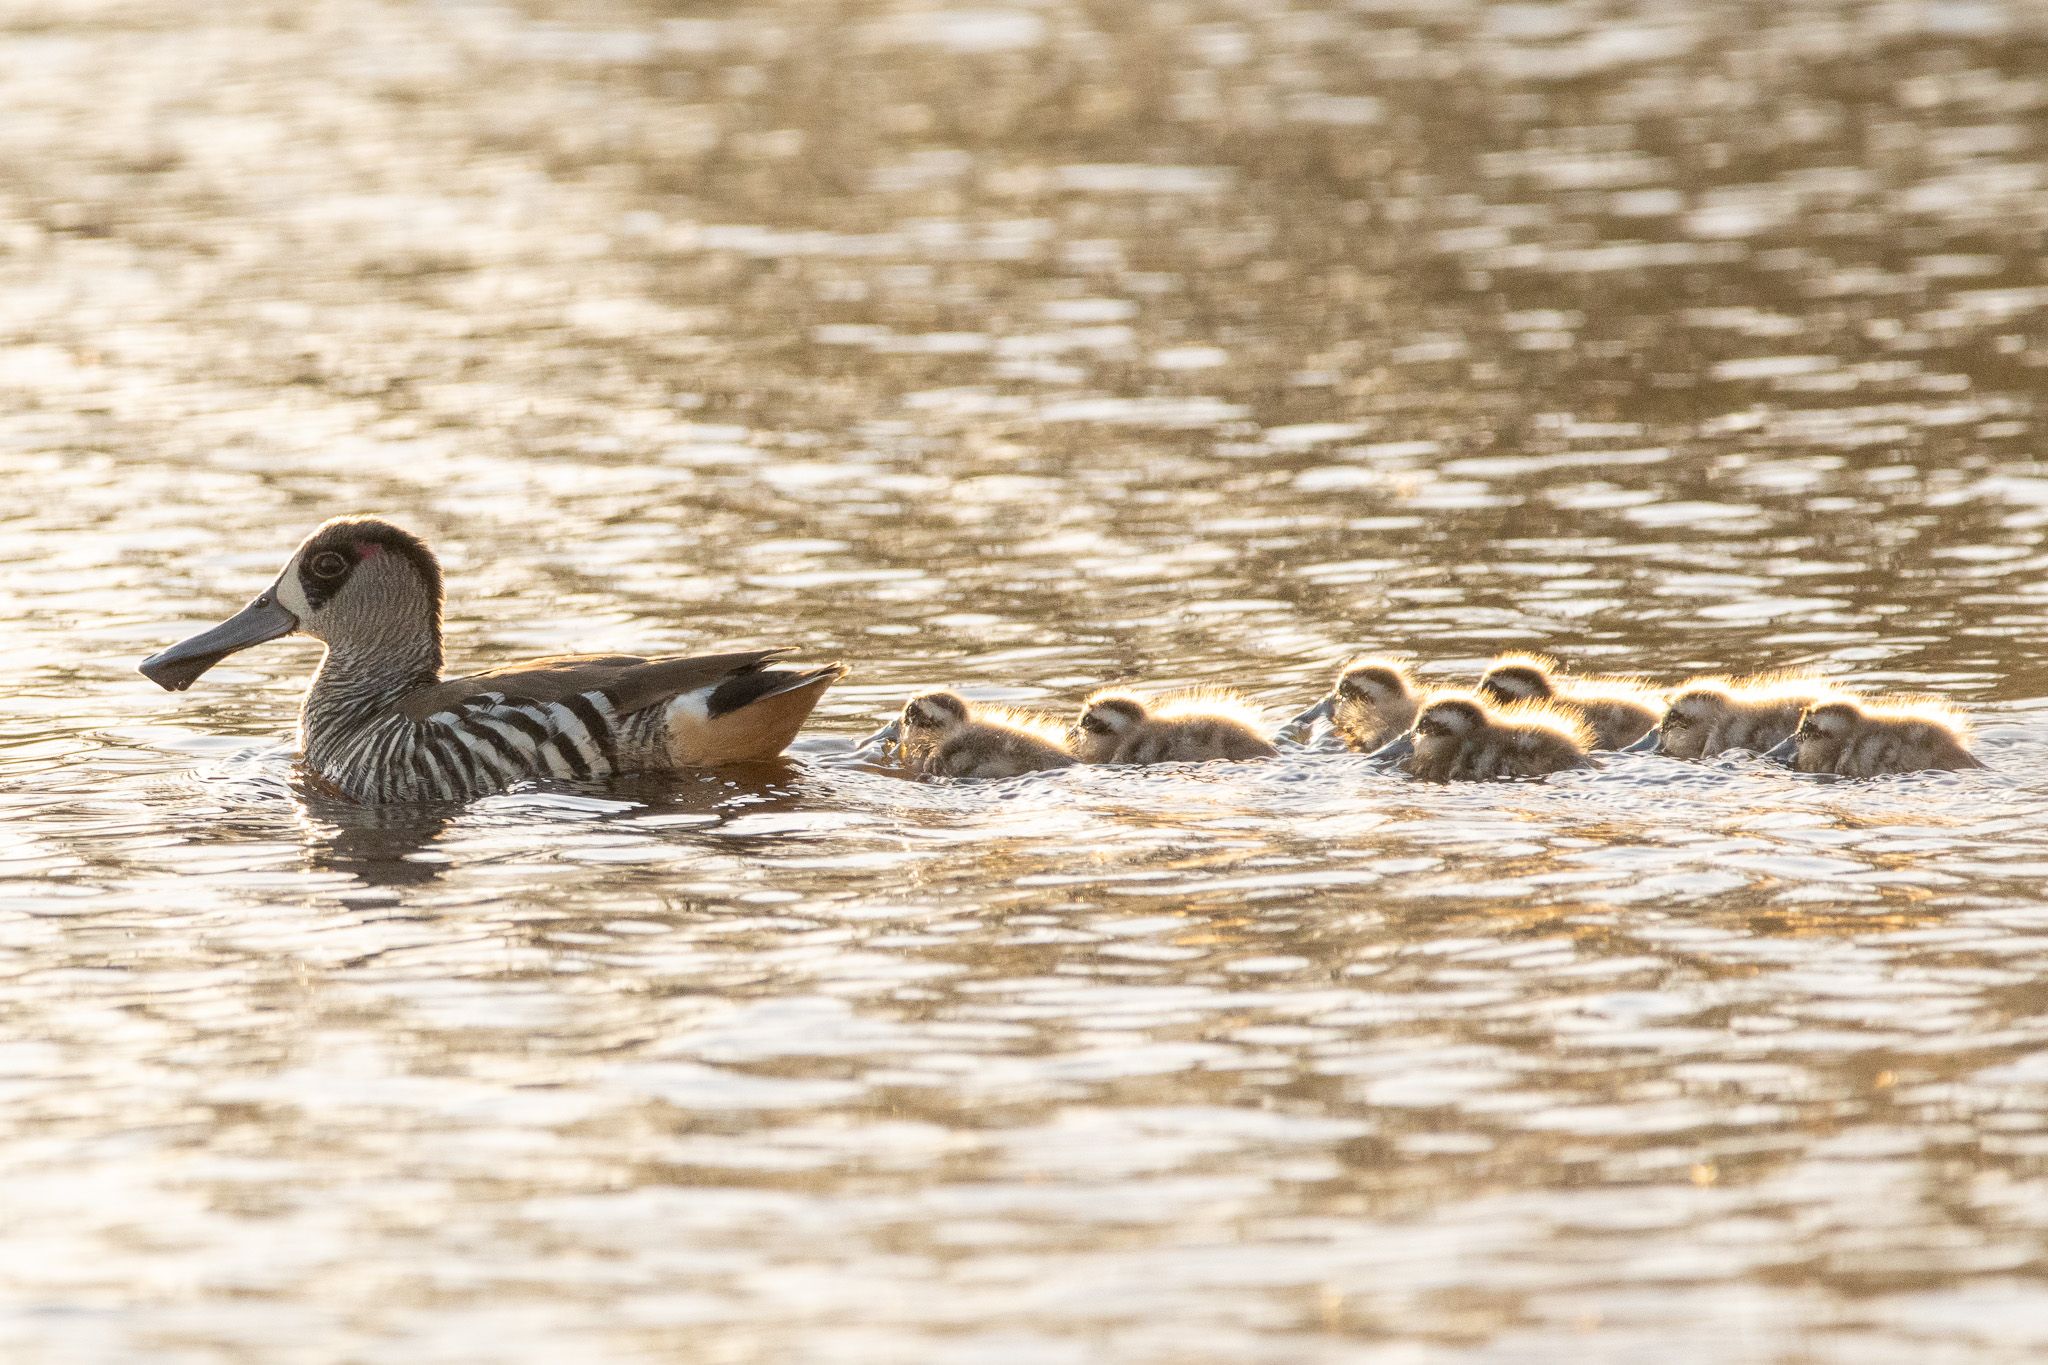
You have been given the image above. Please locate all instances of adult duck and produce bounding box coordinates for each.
[139,516,843,803]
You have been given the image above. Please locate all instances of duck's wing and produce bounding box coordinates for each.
[395,649,843,776]
[398,649,792,719]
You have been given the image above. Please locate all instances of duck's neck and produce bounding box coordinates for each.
[300,635,443,761]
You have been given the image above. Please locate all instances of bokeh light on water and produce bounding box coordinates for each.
[4,0,2048,1359]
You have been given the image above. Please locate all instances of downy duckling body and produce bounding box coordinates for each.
[1283,656,1421,753]
[1766,696,1985,777]
[1478,652,1661,751]
[1638,673,1841,759]
[1376,693,1594,782]
[1071,689,1279,765]
[872,690,1076,780]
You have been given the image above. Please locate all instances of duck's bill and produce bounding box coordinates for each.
[1365,732,1414,766]
[139,590,298,692]
[1279,695,1335,738]
[856,718,901,751]
[1761,736,1799,765]
[1620,729,1662,755]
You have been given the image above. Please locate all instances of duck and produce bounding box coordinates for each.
[1372,692,1593,782]
[1283,655,1421,753]
[138,515,844,804]
[1477,652,1661,750]
[1069,688,1278,765]
[1765,696,1986,776]
[1629,672,1841,759]
[864,690,1076,779]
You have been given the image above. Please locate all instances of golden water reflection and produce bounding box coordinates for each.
[4,0,2048,1359]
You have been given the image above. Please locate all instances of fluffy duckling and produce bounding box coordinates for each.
[1375,692,1593,782]
[1283,655,1422,753]
[1070,688,1279,765]
[867,690,1076,780]
[1636,673,1842,759]
[1766,696,1986,777]
[1477,652,1661,751]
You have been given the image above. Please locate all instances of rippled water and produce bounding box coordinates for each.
[6,0,2048,1359]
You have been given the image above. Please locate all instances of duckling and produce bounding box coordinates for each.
[1765,696,1986,777]
[1070,688,1279,765]
[1374,692,1593,782]
[867,690,1076,780]
[1477,652,1661,751]
[1635,673,1841,759]
[1283,655,1422,753]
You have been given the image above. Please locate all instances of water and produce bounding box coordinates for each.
[5,0,2048,1359]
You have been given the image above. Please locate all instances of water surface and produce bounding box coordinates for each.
[5,0,2048,1360]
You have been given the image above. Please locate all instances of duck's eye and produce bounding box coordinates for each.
[1081,715,1111,734]
[309,550,350,580]
[1664,713,1691,730]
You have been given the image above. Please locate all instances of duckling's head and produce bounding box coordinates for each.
[1648,681,1735,759]
[903,689,972,737]
[1783,698,1863,770]
[141,515,444,692]
[1417,695,1489,744]
[1286,656,1418,741]
[1070,690,1149,763]
[1338,657,1417,712]
[1479,653,1557,704]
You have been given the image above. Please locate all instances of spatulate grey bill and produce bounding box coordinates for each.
[139,515,845,804]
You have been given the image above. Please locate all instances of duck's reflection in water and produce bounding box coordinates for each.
[292,760,820,889]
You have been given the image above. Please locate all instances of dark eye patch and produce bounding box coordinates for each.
[1081,715,1112,734]
[297,540,360,609]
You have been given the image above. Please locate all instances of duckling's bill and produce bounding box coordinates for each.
[1279,694,1335,738]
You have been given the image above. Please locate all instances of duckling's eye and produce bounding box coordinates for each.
[309,551,350,580]
[1664,713,1691,730]
[1080,715,1111,735]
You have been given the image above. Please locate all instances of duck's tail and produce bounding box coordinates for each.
[666,661,847,764]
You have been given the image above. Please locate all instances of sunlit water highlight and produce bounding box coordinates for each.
[5,0,2048,1359]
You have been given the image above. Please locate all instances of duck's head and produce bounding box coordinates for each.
[1070,690,1147,763]
[140,516,443,692]
[1478,653,1556,705]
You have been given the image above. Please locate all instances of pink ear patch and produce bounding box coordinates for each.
[358,542,384,559]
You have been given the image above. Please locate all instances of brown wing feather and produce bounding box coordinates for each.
[396,649,789,720]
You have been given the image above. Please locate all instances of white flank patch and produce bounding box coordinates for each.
[665,687,714,726]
